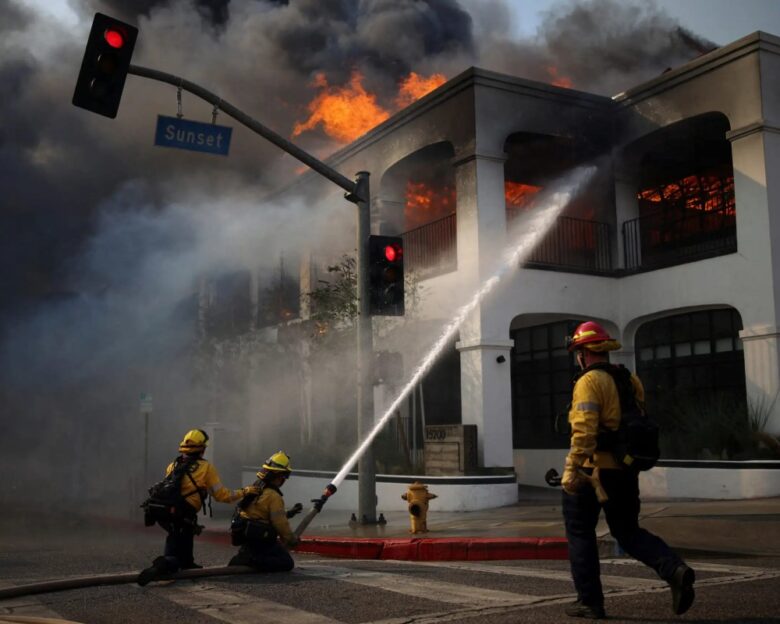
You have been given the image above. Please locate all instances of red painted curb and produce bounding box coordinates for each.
[293,536,569,561]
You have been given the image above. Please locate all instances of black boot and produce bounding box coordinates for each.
[669,564,695,615]
[565,600,606,619]
[137,556,175,587]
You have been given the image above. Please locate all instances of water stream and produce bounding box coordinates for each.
[331,165,596,488]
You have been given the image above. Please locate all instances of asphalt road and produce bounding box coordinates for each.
[1,511,779,623]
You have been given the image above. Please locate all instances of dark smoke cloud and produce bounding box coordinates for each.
[463,0,715,95]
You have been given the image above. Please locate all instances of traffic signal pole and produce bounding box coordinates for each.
[354,172,377,523]
[126,64,377,522]
[127,65,358,197]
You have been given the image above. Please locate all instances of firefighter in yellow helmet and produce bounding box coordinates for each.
[228,451,302,572]
[138,429,246,586]
[561,321,694,619]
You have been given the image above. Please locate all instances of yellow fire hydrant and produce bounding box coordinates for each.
[401,481,437,533]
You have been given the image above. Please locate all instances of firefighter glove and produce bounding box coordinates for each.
[286,503,303,518]
[562,455,588,495]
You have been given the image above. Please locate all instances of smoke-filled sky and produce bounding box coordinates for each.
[4,0,759,317]
[0,0,773,502]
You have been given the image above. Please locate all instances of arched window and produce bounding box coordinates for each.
[511,319,583,449]
[635,308,749,459]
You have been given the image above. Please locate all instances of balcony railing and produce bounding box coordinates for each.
[402,213,457,279]
[523,215,612,274]
[623,206,737,271]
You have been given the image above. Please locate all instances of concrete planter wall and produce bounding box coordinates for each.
[514,449,780,500]
[640,460,780,499]
[242,468,518,512]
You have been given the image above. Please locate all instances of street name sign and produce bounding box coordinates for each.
[139,392,153,414]
[154,115,232,156]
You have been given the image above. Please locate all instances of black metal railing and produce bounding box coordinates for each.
[402,213,457,278]
[623,206,737,271]
[523,215,612,274]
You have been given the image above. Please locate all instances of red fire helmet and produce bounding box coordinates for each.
[566,321,619,352]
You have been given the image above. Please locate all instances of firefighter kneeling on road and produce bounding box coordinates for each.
[561,322,695,620]
[138,429,246,586]
[228,451,302,572]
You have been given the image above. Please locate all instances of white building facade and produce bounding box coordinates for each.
[279,32,780,502]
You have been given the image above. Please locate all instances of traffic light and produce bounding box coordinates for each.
[72,13,138,118]
[368,235,404,316]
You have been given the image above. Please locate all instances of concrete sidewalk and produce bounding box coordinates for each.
[199,486,780,559]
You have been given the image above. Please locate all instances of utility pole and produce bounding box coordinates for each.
[124,64,378,522]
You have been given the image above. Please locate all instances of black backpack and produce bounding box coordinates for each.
[142,456,205,526]
[591,363,660,472]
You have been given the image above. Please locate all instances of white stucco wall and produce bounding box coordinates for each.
[286,33,780,503]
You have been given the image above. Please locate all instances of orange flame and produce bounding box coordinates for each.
[395,71,447,108]
[294,71,447,144]
[292,71,390,144]
[638,173,735,214]
[405,180,456,230]
[547,66,573,89]
[505,181,542,208]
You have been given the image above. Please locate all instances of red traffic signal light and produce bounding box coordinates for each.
[104,28,126,49]
[73,13,138,119]
[369,235,404,316]
[384,243,402,263]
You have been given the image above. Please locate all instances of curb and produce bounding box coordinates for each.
[199,530,568,561]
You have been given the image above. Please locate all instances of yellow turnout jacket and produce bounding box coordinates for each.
[567,367,645,470]
[238,485,296,547]
[165,458,244,512]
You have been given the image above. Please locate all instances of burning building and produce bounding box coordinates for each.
[209,31,780,507]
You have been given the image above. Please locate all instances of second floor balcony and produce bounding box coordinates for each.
[401,206,737,280]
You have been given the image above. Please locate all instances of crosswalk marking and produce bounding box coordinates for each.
[403,560,662,589]
[154,581,343,624]
[4,557,779,624]
[295,564,541,606]
[0,582,71,622]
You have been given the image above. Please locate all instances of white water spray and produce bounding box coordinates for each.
[329,165,597,488]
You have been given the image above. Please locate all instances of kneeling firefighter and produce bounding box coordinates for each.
[228,451,302,572]
[138,429,246,586]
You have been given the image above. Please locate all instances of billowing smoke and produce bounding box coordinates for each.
[1,0,715,507]
[462,0,715,94]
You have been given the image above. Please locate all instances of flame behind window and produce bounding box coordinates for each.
[405,180,456,230]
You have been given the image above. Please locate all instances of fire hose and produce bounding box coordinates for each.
[0,565,255,601]
[545,467,609,503]
[0,484,338,601]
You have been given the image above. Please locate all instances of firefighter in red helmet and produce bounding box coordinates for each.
[561,321,695,619]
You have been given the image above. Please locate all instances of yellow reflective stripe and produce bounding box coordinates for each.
[574,330,598,339]
[575,401,601,412]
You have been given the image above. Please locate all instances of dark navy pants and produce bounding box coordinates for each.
[162,519,196,571]
[562,468,684,607]
[230,540,294,572]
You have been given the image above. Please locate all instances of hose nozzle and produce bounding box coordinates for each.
[294,483,338,539]
[313,483,337,512]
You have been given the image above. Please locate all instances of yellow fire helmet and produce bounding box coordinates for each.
[257,451,292,479]
[178,429,209,454]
